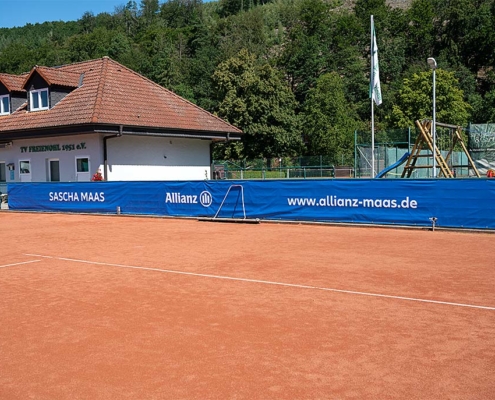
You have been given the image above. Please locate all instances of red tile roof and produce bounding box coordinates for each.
[0,57,242,137]
[24,66,81,88]
[0,73,27,92]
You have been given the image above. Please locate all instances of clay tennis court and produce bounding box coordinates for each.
[1,212,494,399]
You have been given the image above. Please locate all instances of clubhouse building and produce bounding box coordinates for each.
[0,57,241,187]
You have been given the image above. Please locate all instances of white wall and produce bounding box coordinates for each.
[0,134,102,182]
[107,135,212,181]
[0,133,213,182]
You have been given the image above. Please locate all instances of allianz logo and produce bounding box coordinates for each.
[165,191,213,207]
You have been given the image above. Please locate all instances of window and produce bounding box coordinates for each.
[0,95,9,115]
[30,88,49,111]
[76,157,89,173]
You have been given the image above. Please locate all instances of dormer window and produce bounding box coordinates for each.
[0,94,9,115]
[30,88,49,111]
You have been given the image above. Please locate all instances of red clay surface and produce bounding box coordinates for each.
[0,212,494,399]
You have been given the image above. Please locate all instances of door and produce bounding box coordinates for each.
[76,157,90,181]
[49,159,60,182]
[0,162,5,195]
[19,160,31,182]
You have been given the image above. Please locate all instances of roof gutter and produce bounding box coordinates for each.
[94,128,239,141]
[103,125,123,181]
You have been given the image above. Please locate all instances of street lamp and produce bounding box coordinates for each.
[427,57,437,177]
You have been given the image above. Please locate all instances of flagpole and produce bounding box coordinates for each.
[370,15,375,178]
[372,96,375,177]
[370,16,382,177]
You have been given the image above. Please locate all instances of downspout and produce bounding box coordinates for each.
[103,125,123,181]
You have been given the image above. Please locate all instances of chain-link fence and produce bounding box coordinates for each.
[355,125,479,178]
[214,124,495,180]
[355,128,412,178]
[212,155,353,180]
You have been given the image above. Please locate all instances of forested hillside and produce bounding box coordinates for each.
[1,0,494,163]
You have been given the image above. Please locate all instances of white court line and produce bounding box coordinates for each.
[25,253,495,311]
[0,260,41,269]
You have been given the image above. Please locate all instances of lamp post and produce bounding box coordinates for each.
[427,57,437,178]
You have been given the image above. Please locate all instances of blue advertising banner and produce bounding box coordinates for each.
[7,179,495,230]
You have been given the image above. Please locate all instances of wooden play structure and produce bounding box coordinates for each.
[401,120,481,178]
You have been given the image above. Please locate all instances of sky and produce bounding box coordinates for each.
[0,0,127,29]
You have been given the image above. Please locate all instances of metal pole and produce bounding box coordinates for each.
[354,130,357,178]
[427,57,437,178]
[432,67,437,177]
[370,15,375,178]
[371,16,375,178]
[372,101,375,178]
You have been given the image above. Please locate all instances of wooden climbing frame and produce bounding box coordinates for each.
[401,120,480,178]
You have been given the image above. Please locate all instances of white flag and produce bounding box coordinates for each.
[370,23,382,106]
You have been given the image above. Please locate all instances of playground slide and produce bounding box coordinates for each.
[375,152,410,178]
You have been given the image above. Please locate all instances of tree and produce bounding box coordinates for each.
[140,0,160,26]
[79,12,96,34]
[183,18,223,111]
[213,49,303,159]
[218,0,249,17]
[405,0,435,62]
[160,0,203,29]
[321,11,370,122]
[2,0,494,157]
[302,72,364,162]
[388,69,472,128]
[66,27,114,62]
[108,32,132,61]
[214,7,269,61]
[458,0,495,71]
[114,1,139,36]
[278,0,332,103]
[479,89,495,123]
[0,41,36,74]
[354,0,389,27]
